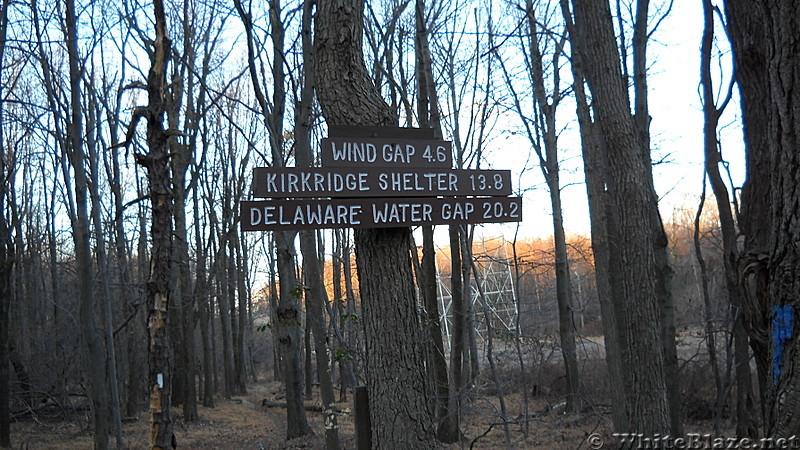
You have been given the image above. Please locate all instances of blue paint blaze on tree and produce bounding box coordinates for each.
[772,305,795,387]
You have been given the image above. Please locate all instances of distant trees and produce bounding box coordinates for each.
[494,0,581,413]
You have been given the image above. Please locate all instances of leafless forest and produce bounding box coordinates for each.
[1,0,799,448]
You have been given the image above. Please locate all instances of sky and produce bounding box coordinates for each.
[458,0,744,244]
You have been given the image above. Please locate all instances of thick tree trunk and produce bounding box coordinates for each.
[725,0,800,438]
[315,1,436,447]
[723,0,771,427]
[567,0,669,435]
[559,0,628,429]
[760,1,800,436]
[353,228,435,448]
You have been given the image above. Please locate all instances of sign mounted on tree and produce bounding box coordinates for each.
[242,197,522,231]
[242,126,522,230]
[252,167,513,198]
[320,137,452,168]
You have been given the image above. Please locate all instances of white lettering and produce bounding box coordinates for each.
[250,207,262,226]
[266,173,277,193]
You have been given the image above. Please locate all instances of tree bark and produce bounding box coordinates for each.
[65,0,112,446]
[0,0,13,443]
[412,2,453,439]
[315,1,436,447]
[723,0,771,426]
[126,0,177,446]
[700,0,757,437]
[559,0,628,430]
[631,0,681,433]
[567,0,670,435]
[294,0,341,446]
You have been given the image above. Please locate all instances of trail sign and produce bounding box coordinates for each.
[242,197,522,231]
[252,167,512,198]
[320,137,452,168]
[241,127,522,231]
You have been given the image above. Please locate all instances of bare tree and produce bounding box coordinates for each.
[315,0,436,447]
[722,0,771,430]
[117,0,178,445]
[699,0,756,437]
[234,0,310,437]
[495,0,580,413]
[725,0,800,438]
[292,0,341,447]
[0,0,15,444]
[561,0,670,435]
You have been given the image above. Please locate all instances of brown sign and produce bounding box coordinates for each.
[252,167,512,198]
[241,197,522,231]
[320,137,452,168]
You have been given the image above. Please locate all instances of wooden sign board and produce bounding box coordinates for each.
[241,197,522,231]
[320,137,452,168]
[252,167,512,198]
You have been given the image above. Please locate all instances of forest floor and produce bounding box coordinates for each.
[9,331,724,449]
[8,377,620,449]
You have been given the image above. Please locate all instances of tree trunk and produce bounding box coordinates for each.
[217,241,235,398]
[756,1,800,436]
[234,0,309,435]
[723,0,771,428]
[127,0,177,446]
[700,0,757,437]
[412,2,453,438]
[693,185,724,435]
[87,99,124,446]
[0,224,9,449]
[632,0,681,433]
[0,0,13,442]
[65,0,111,446]
[315,2,436,447]
[275,231,310,439]
[294,1,341,444]
[566,0,669,435]
[172,129,198,420]
[233,231,249,395]
[511,0,581,412]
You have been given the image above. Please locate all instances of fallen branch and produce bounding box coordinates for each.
[260,399,350,414]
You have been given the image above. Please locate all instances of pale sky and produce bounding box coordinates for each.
[460,0,744,243]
